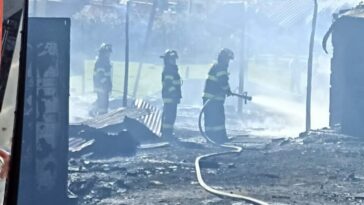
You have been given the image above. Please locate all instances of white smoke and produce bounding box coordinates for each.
[319,0,363,12]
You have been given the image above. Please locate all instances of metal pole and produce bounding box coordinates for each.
[123,0,130,107]
[33,0,37,16]
[132,0,157,98]
[188,0,192,13]
[38,0,46,16]
[238,2,246,114]
[305,0,318,132]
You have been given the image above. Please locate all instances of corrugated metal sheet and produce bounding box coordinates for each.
[69,99,162,155]
[134,98,162,136]
[78,98,162,135]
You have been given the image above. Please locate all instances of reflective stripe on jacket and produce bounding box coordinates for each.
[94,56,112,92]
[162,65,182,104]
[203,63,230,101]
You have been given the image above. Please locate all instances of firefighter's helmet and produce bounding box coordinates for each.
[160,49,179,59]
[99,43,112,53]
[218,48,234,62]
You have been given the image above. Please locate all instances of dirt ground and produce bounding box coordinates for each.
[65,91,361,205]
[68,123,364,205]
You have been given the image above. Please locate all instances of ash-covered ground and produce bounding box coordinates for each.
[68,102,364,205]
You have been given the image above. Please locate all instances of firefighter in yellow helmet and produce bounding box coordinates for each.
[160,50,182,139]
[92,43,112,116]
[203,48,234,144]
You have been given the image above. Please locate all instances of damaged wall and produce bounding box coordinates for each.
[330,10,364,136]
[17,18,72,205]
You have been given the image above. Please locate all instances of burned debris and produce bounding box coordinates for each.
[3,1,364,205]
[69,99,165,159]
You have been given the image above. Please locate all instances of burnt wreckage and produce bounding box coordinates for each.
[3,1,364,205]
[325,5,364,137]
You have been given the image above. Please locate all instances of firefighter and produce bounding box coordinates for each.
[92,43,113,116]
[203,48,234,144]
[160,50,182,139]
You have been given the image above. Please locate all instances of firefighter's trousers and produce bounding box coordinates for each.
[96,91,109,115]
[161,102,178,137]
[203,99,228,144]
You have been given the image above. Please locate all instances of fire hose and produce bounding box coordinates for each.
[195,93,269,205]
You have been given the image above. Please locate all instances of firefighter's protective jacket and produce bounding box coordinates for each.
[203,63,231,101]
[93,57,112,93]
[162,65,182,104]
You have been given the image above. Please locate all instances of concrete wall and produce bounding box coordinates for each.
[330,14,364,136]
